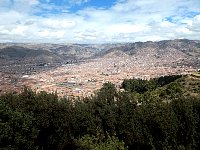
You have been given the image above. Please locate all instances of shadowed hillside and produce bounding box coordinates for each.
[0,46,63,63]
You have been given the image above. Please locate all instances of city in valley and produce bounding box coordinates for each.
[0,39,200,97]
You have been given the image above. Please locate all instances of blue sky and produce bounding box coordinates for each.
[37,0,117,12]
[0,0,200,43]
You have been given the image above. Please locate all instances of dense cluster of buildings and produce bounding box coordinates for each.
[21,55,198,97]
[0,46,199,97]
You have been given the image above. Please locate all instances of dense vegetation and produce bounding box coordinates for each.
[1,74,200,150]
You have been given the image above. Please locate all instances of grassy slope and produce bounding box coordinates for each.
[140,74,200,102]
[157,74,200,98]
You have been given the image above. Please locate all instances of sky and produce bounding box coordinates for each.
[0,0,200,43]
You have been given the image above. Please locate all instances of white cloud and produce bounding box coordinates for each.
[160,21,175,28]
[11,25,28,35]
[176,27,192,34]
[41,19,76,29]
[189,15,200,32]
[70,0,90,6]
[37,30,65,38]
[107,24,149,34]
[0,0,200,43]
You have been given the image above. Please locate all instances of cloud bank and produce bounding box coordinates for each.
[0,0,200,43]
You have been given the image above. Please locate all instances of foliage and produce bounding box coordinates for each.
[0,74,200,149]
[0,100,38,150]
[77,133,126,150]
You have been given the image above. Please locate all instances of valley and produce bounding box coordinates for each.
[0,39,200,97]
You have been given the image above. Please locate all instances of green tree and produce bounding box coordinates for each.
[0,101,38,150]
[77,133,127,150]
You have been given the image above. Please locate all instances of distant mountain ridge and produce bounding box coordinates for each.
[94,39,200,68]
[0,39,200,67]
[0,46,63,63]
[98,39,200,56]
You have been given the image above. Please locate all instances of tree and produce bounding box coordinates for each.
[0,101,38,150]
[77,133,127,150]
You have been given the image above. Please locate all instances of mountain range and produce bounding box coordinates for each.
[0,39,200,68]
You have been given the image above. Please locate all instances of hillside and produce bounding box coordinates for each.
[0,39,200,66]
[0,46,64,75]
[98,39,200,68]
[0,46,63,63]
[0,43,121,60]
[122,72,200,99]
